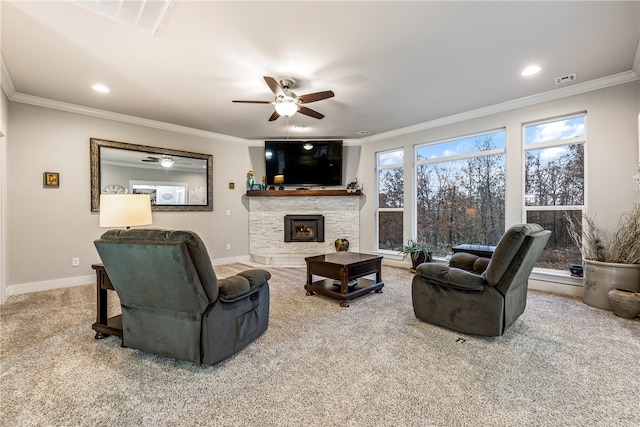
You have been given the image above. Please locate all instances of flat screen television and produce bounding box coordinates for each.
[264,140,343,187]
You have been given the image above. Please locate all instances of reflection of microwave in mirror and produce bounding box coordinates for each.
[130,180,188,205]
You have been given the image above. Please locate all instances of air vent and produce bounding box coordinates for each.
[71,0,173,36]
[554,73,577,85]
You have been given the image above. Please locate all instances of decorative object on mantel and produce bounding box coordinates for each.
[566,203,640,310]
[262,176,267,190]
[246,170,254,191]
[335,238,350,252]
[607,288,640,319]
[43,172,59,188]
[346,178,362,193]
[274,174,285,190]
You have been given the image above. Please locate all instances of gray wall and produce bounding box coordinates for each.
[6,103,254,292]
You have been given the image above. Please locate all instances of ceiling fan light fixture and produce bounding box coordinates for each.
[274,98,298,117]
[159,156,174,168]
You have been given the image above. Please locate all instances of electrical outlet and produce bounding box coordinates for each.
[72,257,80,267]
[226,209,231,216]
[226,243,231,250]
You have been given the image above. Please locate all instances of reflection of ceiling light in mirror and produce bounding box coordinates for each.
[159,156,174,167]
[92,84,110,93]
[521,65,541,76]
[265,150,273,160]
[303,143,313,151]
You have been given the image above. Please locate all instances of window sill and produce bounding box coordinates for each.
[530,267,583,287]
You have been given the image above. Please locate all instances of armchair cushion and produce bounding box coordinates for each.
[449,252,491,275]
[415,263,486,291]
[218,269,271,303]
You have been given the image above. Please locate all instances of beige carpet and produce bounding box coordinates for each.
[1,264,639,426]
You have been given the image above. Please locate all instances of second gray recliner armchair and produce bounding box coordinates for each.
[94,229,270,365]
[412,223,551,336]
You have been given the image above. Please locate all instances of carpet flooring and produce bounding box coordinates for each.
[1,263,639,426]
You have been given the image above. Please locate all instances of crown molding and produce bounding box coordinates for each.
[7,91,247,144]
[361,70,640,144]
[633,39,640,77]
[1,55,16,99]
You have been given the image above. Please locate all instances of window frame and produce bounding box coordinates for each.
[375,148,404,254]
[522,112,587,271]
[414,128,507,257]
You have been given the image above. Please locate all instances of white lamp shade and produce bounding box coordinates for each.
[99,194,153,228]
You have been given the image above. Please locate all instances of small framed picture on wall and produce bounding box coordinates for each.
[43,172,59,188]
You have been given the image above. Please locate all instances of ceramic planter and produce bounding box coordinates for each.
[582,259,640,310]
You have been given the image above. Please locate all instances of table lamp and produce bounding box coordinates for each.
[99,194,152,229]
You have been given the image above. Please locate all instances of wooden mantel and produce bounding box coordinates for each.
[246,189,362,197]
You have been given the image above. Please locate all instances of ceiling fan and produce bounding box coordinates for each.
[232,76,334,121]
[142,155,189,168]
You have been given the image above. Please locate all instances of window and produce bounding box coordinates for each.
[376,149,404,252]
[524,114,585,269]
[415,130,506,257]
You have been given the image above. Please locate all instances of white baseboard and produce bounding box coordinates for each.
[4,274,96,302]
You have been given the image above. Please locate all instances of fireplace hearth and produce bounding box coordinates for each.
[284,215,325,242]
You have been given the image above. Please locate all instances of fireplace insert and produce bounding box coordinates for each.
[284,215,325,242]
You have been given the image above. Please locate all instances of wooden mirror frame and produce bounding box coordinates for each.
[90,138,213,212]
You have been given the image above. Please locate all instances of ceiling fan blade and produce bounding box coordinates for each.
[268,111,280,121]
[232,100,271,104]
[298,90,335,104]
[264,76,284,96]
[298,106,325,119]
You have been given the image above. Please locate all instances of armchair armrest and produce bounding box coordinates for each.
[415,263,486,291]
[449,252,490,274]
[218,269,270,303]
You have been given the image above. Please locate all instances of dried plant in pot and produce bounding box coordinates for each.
[566,203,640,310]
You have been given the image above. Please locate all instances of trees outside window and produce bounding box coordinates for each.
[376,149,404,251]
[415,130,506,257]
[524,114,585,269]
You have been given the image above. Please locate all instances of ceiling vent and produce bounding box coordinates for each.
[71,0,173,36]
[554,73,577,85]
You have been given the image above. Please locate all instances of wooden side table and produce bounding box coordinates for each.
[91,264,123,339]
[451,244,496,259]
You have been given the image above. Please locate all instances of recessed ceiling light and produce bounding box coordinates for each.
[294,125,307,130]
[358,131,370,136]
[92,84,110,93]
[521,65,541,76]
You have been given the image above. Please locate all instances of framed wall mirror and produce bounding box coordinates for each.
[90,138,213,212]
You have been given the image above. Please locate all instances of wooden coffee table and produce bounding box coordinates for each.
[305,252,384,307]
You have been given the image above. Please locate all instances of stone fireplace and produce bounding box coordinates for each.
[284,215,325,242]
[248,191,360,265]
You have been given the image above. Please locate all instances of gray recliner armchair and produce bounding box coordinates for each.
[94,229,270,365]
[411,224,551,336]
